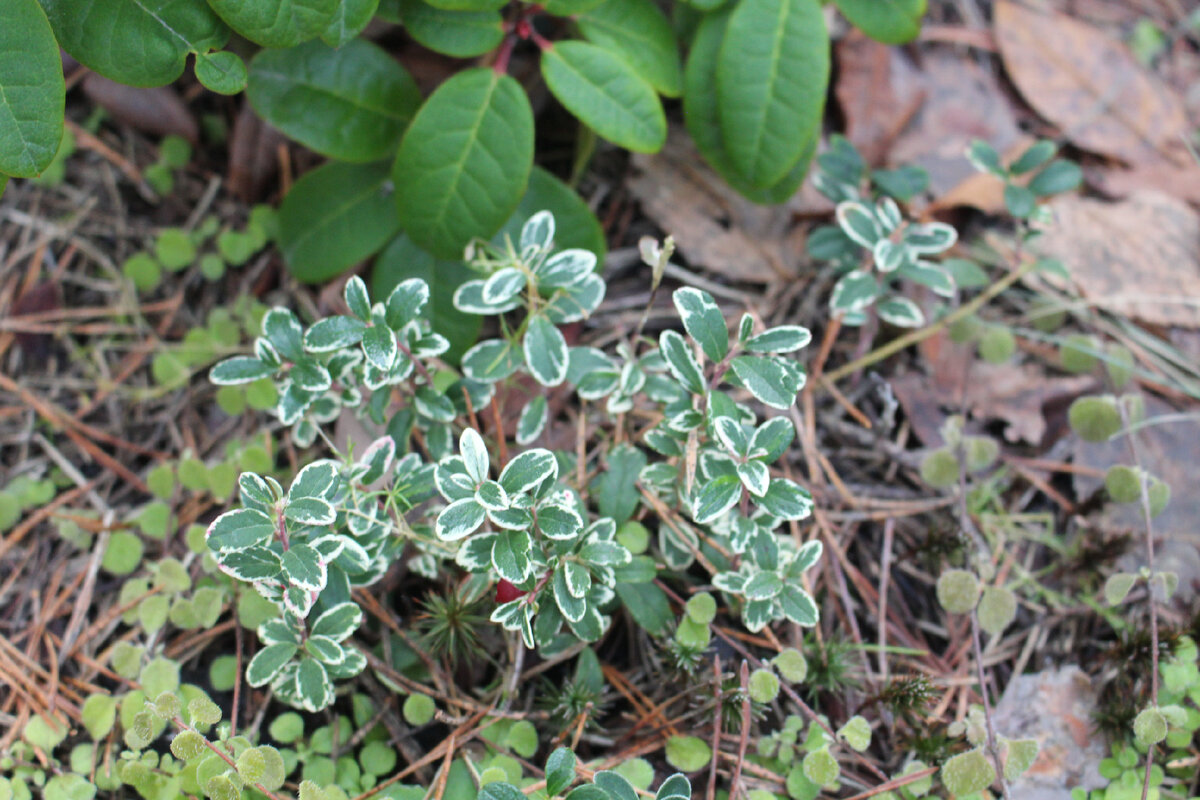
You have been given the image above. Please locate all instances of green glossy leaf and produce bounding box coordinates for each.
[373,234,480,362]
[279,160,400,283]
[423,0,506,11]
[248,39,421,163]
[39,0,228,87]
[394,68,534,259]
[494,167,606,259]
[399,0,503,57]
[0,0,64,178]
[833,0,924,44]
[321,0,379,46]
[716,0,828,188]
[207,0,337,47]
[683,8,812,204]
[577,0,682,97]
[541,41,666,154]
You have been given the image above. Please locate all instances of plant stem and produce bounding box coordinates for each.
[822,257,1038,385]
[1120,400,1160,800]
[970,609,1012,800]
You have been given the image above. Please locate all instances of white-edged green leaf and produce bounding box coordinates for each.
[672,287,727,363]
[692,474,741,524]
[876,296,925,328]
[247,643,297,687]
[736,461,770,497]
[758,478,813,519]
[459,428,490,484]
[540,40,666,153]
[779,584,818,625]
[524,315,570,387]
[537,248,597,289]
[517,395,548,445]
[362,324,398,370]
[659,329,705,395]
[461,338,524,383]
[716,0,828,188]
[836,201,880,248]
[537,503,584,540]
[492,529,532,582]
[211,357,276,385]
[729,355,804,409]
[750,416,794,463]
[744,325,811,354]
[305,316,368,352]
[281,543,325,591]
[284,496,336,526]
[498,449,557,495]
[829,271,879,315]
[206,508,274,552]
[218,547,282,581]
[436,497,486,540]
[311,602,362,641]
[394,68,534,259]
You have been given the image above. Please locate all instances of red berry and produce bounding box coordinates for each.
[495,579,526,604]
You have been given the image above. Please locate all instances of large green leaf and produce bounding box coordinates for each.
[207,0,337,47]
[393,68,534,259]
[833,0,924,44]
[541,41,665,154]
[0,0,64,178]
[321,0,380,46]
[577,0,682,97]
[683,10,811,204]
[421,0,506,12]
[371,234,481,362]
[38,0,228,87]
[248,39,420,163]
[494,167,606,260]
[278,160,400,283]
[398,0,503,58]
[716,0,828,188]
[542,0,607,14]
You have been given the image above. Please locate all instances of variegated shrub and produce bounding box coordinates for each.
[208,211,823,710]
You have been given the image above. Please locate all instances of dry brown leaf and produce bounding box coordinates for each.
[892,331,1094,445]
[888,50,1024,196]
[835,33,917,167]
[1035,191,1200,328]
[1089,161,1200,207]
[627,128,820,283]
[228,102,285,202]
[81,75,198,145]
[994,1,1188,165]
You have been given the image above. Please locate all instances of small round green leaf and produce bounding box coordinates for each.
[936,569,979,615]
